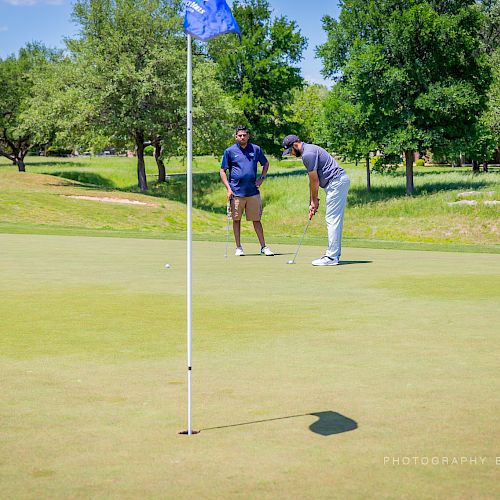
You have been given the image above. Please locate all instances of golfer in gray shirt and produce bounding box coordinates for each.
[282,134,350,266]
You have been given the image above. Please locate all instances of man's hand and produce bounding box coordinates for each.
[309,197,319,218]
[227,189,234,201]
[255,177,264,188]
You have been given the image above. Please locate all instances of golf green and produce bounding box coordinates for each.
[1,234,498,498]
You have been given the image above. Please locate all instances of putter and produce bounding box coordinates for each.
[287,213,313,265]
[224,199,231,258]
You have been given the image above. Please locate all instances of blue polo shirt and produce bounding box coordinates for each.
[221,143,268,197]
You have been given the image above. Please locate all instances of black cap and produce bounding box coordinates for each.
[282,134,300,156]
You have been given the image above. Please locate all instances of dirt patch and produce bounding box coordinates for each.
[63,195,158,206]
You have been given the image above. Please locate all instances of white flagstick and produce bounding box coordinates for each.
[186,33,193,435]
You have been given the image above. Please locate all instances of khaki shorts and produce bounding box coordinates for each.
[231,194,262,221]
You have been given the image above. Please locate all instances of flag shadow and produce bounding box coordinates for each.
[200,410,357,436]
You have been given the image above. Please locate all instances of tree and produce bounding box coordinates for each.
[208,0,306,156]
[478,0,500,55]
[287,83,329,147]
[0,43,61,171]
[64,0,238,189]
[68,0,187,190]
[322,81,379,192]
[21,56,106,156]
[149,61,240,182]
[318,0,491,194]
[484,49,500,145]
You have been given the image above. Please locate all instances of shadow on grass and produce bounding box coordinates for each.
[49,171,115,189]
[143,169,306,213]
[349,173,494,206]
[339,260,372,265]
[32,160,89,168]
[45,167,497,211]
[200,410,357,436]
[42,168,306,214]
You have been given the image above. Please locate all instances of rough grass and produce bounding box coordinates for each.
[1,156,499,250]
[1,234,498,498]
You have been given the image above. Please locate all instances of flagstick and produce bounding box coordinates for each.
[186,33,193,436]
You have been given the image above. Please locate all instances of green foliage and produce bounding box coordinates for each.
[318,0,492,194]
[483,49,500,144]
[0,43,62,168]
[416,158,425,167]
[370,154,399,174]
[144,146,154,156]
[370,155,383,171]
[46,146,73,157]
[287,84,329,146]
[322,80,378,162]
[208,0,306,156]
[63,0,238,189]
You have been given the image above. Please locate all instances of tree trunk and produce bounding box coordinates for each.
[404,150,414,196]
[135,132,148,191]
[472,160,480,173]
[154,141,166,183]
[365,154,371,193]
[17,150,27,172]
[483,161,488,173]
[17,159,26,172]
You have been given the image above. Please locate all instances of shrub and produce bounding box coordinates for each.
[416,158,425,167]
[370,155,383,170]
[46,146,72,157]
[370,154,399,174]
[144,145,154,156]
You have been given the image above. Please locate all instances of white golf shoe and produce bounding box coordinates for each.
[235,247,245,256]
[312,256,339,266]
[260,246,274,256]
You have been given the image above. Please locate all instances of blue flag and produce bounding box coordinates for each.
[184,0,241,41]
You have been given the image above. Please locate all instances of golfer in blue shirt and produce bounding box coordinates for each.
[220,126,274,256]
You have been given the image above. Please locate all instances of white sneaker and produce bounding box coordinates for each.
[260,246,274,256]
[235,247,245,256]
[312,256,339,266]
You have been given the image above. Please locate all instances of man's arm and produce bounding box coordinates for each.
[220,168,234,200]
[256,161,269,188]
[308,170,320,217]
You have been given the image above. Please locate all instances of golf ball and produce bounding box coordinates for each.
[287,260,294,264]
[165,264,171,268]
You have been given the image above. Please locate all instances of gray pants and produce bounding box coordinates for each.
[324,173,350,261]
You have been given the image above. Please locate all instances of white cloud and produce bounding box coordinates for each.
[3,0,38,5]
[3,0,65,5]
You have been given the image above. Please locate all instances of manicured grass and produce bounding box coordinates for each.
[1,234,498,498]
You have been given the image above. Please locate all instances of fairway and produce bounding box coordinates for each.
[1,234,498,498]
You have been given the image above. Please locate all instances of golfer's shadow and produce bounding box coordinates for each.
[201,411,357,436]
[338,260,372,265]
[240,252,292,257]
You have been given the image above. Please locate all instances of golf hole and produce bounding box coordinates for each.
[178,430,200,435]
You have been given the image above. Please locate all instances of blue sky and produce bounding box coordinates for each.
[0,0,340,86]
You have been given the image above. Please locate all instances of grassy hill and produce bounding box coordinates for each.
[0,156,499,252]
